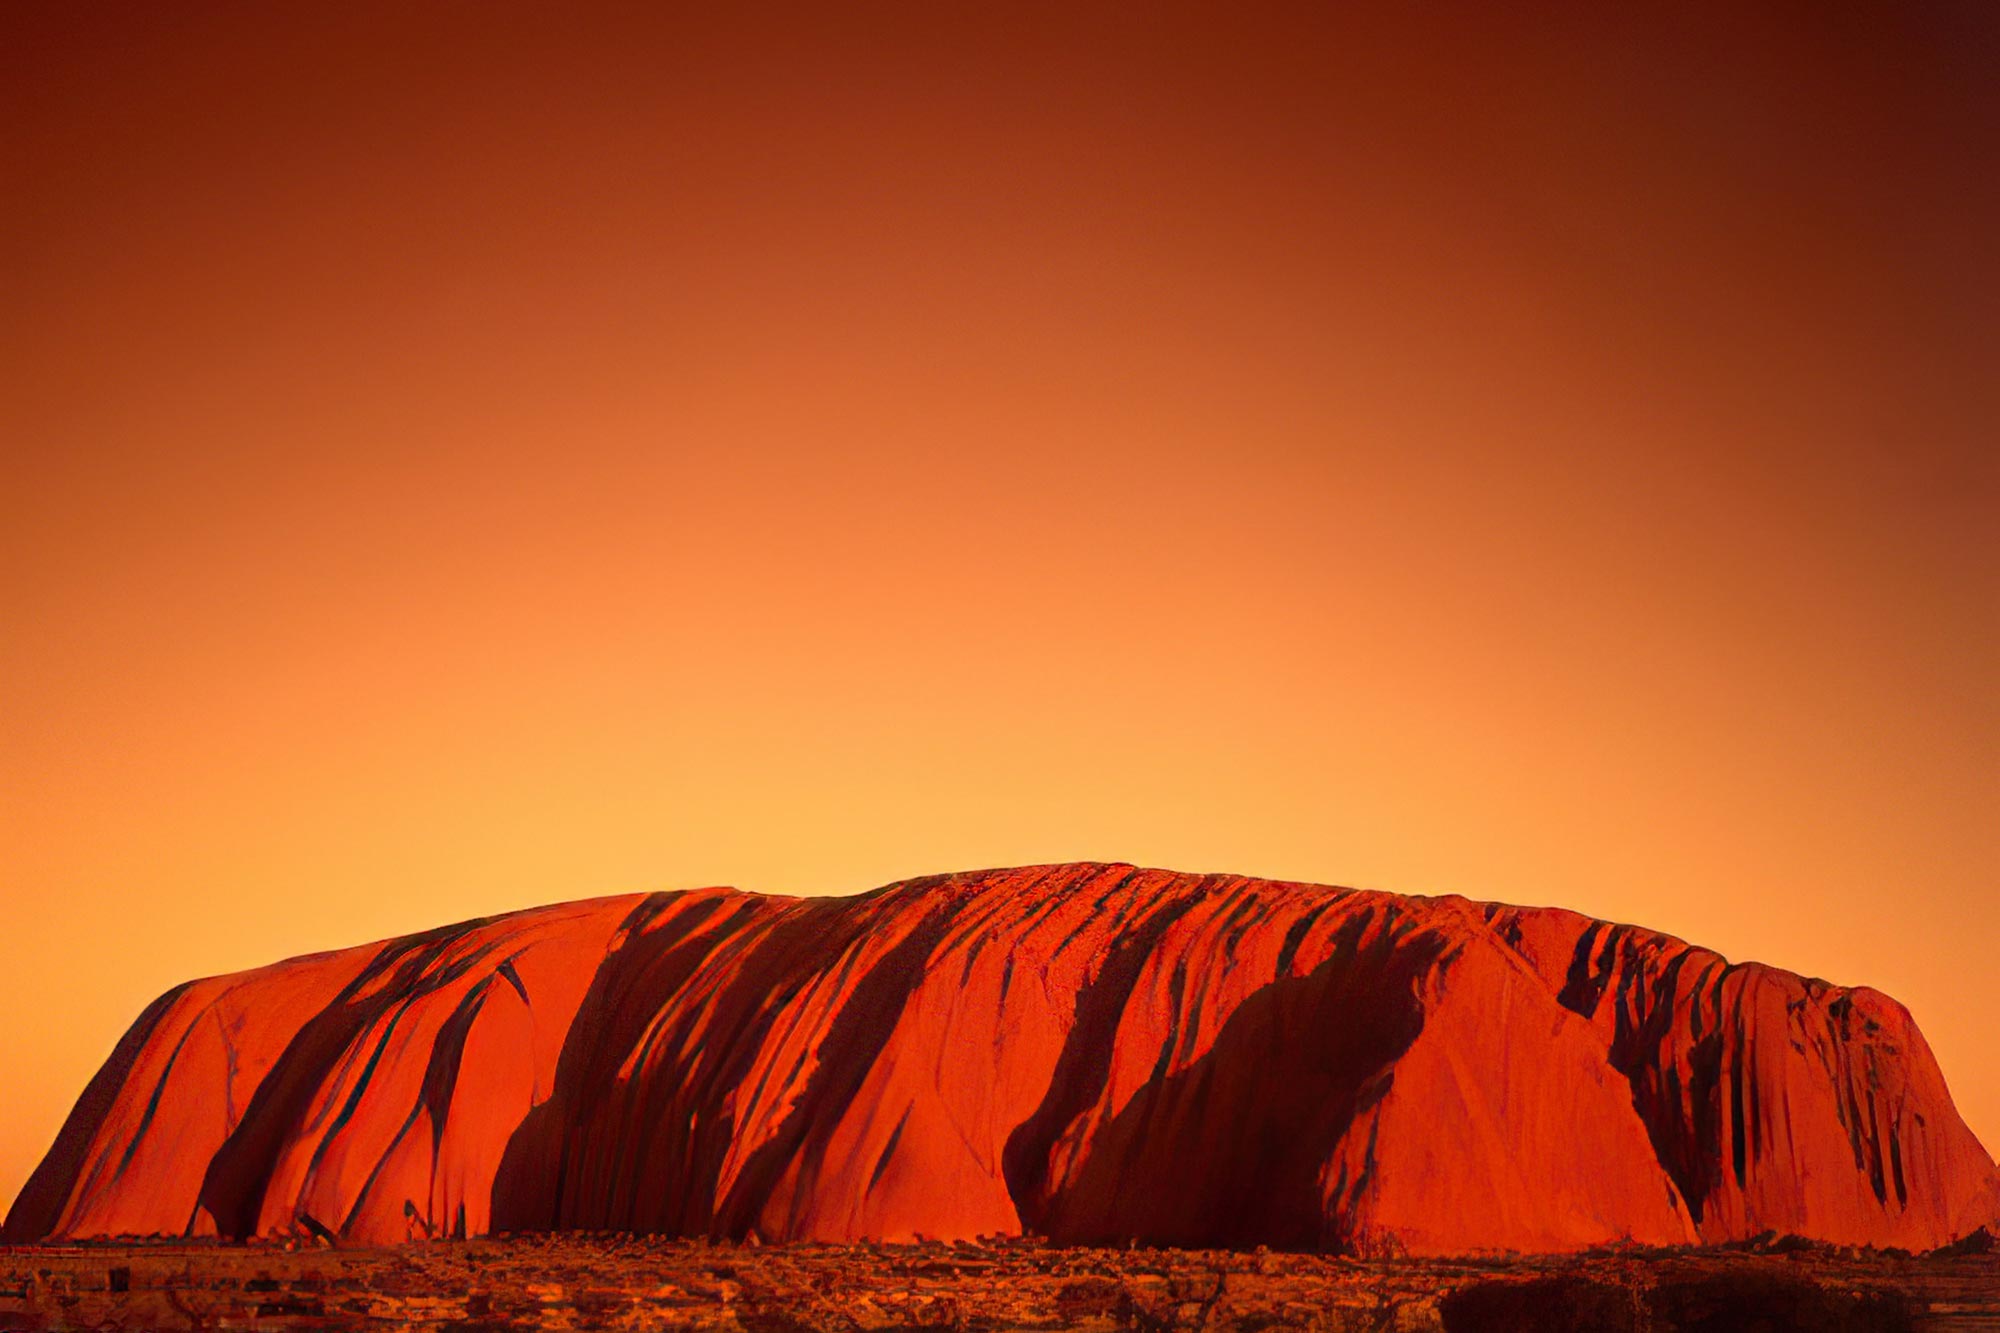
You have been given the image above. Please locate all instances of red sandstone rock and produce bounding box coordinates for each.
[6,864,1995,1254]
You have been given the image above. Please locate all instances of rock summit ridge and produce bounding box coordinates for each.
[8,863,1995,1254]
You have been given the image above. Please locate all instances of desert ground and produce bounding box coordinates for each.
[3,1234,1997,1332]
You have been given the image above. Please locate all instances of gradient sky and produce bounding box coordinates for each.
[3,3,1996,1216]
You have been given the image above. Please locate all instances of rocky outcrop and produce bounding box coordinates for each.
[6,864,1995,1253]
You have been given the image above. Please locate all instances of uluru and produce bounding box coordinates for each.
[6,863,1995,1257]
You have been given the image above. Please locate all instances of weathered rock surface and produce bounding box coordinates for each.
[6,864,1995,1253]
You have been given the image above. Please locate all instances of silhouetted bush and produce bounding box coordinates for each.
[1442,1267,1916,1333]
[1928,1226,1994,1258]
[1647,1268,1914,1332]
[1440,1275,1640,1332]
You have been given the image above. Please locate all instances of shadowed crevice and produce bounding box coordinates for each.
[491,891,849,1233]
[712,901,960,1237]
[194,918,511,1238]
[1001,892,1201,1232]
[1558,921,1611,1017]
[1015,909,1448,1252]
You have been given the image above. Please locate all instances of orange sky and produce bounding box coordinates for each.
[3,4,1996,1216]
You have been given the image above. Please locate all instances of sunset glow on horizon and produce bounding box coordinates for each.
[3,3,1995,1215]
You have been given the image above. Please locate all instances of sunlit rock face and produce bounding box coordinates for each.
[7,864,1995,1254]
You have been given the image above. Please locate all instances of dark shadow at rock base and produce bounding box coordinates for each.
[1442,1268,1916,1333]
[1440,1276,1641,1332]
[1647,1269,1914,1333]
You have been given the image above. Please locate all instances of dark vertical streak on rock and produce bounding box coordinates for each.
[1558,921,1609,1017]
[1002,893,1201,1233]
[1730,1046,1749,1189]
[424,980,494,1154]
[195,920,497,1238]
[339,1100,428,1236]
[115,1011,204,1182]
[1889,1112,1908,1209]
[869,1107,912,1192]
[714,902,960,1238]
[1276,898,1336,980]
[492,892,870,1236]
[1026,909,1446,1253]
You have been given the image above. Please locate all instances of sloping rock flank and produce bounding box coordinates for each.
[7,865,1995,1254]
